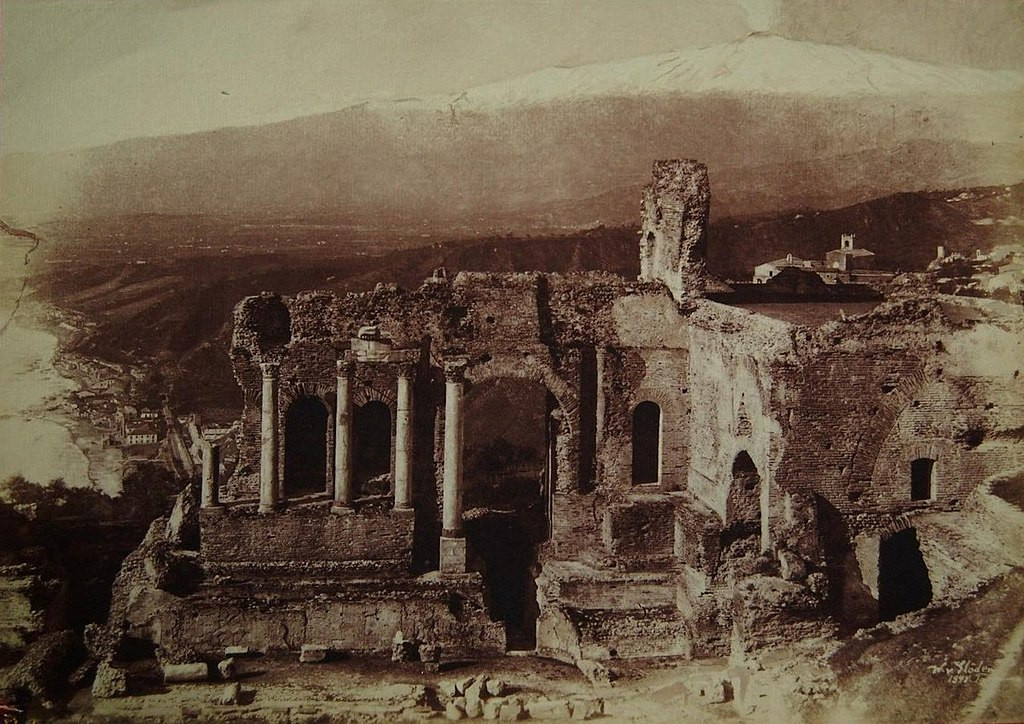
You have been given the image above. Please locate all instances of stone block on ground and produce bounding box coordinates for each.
[485,678,506,697]
[299,644,328,663]
[218,657,237,680]
[498,698,525,721]
[403,707,437,721]
[577,658,615,687]
[439,680,459,699]
[465,678,486,709]
[92,660,128,699]
[569,697,605,720]
[482,697,505,720]
[218,682,242,706]
[445,701,466,720]
[465,696,484,718]
[224,645,250,657]
[527,697,572,719]
[392,630,418,663]
[455,675,476,695]
[163,662,209,683]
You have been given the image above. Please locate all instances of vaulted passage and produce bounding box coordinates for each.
[284,396,329,498]
[463,377,552,651]
[354,400,391,492]
[878,527,932,621]
[632,401,661,484]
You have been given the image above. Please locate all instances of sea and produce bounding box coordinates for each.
[0,231,122,494]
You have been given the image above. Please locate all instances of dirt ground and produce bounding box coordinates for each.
[45,564,1023,724]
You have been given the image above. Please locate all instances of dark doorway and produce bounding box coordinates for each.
[632,401,661,484]
[878,527,932,620]
[354,400,391,491]
[463,378,551,650]
[911,458,935,501]
[284,396,329,498]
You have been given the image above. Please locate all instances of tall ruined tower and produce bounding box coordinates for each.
[638,159,710,303]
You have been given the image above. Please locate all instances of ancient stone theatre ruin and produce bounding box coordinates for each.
[113,160,1024,667]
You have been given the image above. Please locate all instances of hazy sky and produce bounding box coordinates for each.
[2,0,1022,154]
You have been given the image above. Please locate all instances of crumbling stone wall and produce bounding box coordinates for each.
[638,159,710,303]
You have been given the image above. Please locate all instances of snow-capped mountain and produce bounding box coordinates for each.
[3,34,1021,228]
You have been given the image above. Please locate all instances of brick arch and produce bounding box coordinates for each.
[278,390,335,499]
[844,368,928,487]
[279,380,335,411]
[464,355,580,495]
[465,355,579,435]
[351,384,397,411]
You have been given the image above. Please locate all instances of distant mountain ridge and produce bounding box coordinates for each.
[3,34,1021,229]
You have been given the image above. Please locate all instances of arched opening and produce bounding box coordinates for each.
[354,400,392,495]
[721,451,762,564]
[462,377,553,651]
[631,401,661,484]
[283,396,329,498]
[878,527,932,620]
[910,458,935,501]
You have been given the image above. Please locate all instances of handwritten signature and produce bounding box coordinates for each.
[927,658,993,684]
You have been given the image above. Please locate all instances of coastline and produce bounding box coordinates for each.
[0,235,125,495]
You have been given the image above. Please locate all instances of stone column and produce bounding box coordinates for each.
[440,357,468,574]
[259,362,280,514]
[332,360,354,514]
[200,440,222,509]
[393,364,414,511]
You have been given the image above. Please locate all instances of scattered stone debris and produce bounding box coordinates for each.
[217,681,243,705]
[162,662,208,683]
[217,657,236,680]
[299,644,328,663]
[90,659,127,699]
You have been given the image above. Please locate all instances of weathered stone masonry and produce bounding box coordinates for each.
[110,160,1024,665]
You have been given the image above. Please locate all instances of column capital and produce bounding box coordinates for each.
[260,361,280,379]
[395,361,417,380]
[336,359,354,376]
[443,356,469,383]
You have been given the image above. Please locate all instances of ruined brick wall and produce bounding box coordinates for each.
[771,300,1024,534]
[686,303,791,546]
[199,507,413,573]
[638,159,710,303]
[134,576,505,658]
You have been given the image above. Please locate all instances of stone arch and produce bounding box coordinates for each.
[283,395,331,498]
[465,356,580,495]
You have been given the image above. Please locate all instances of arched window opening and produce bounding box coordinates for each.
[283,396,329,498]
[354,400,392,492]
[727,451,762,533]
[910,458,935,501]
[632,401,662,485]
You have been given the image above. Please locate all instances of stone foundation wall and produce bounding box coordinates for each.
[127,577,505,659]
[199,507,414,572]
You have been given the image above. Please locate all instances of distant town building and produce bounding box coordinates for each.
[124,422,159,446]
[753,233,894,286]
